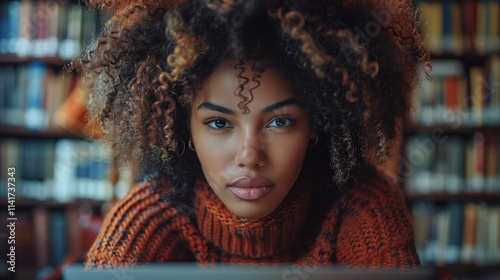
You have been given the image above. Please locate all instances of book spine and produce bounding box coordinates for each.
[469,67,486,126]
[445,202,463,263]
[25,62,48,130]
[451,2,463,55]
[461,202,477,263]
[463,0,478,54]
[442,0,452,54]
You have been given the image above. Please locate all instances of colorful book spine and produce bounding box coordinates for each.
[417,0,500,56]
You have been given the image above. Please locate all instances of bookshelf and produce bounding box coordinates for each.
[404,1,500,279]
[0,1,114,279]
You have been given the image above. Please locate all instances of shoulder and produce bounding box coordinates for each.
[334,167,420,268]
[339,167,406,212]
[85,178,189,268]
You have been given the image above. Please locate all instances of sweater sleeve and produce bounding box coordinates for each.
[335,171,420,268]
[85,179,189,269]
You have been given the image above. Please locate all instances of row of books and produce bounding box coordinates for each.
[0,138,116,202]
[0,63,78,130]
[0,207,100,280]
[0,211,36,279]
[418,0,500,55]
[413,58,500,126]
[412,201,500,265]
[0,0,108,59]
[405,132,500,194]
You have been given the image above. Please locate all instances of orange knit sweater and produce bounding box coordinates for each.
[86,169,419,268]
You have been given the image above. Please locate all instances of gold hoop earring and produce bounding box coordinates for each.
[188,139,196,152]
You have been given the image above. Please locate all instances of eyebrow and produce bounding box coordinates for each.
[197,97,302,114]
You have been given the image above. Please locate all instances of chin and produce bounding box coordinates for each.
[227,203,277,219]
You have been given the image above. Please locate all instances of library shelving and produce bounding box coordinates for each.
[404,1,500,279]
[0,1,114,279]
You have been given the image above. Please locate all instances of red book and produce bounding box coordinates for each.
[444,76,458,110]
[463,0,477,53]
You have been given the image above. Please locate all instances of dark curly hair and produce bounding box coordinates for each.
[72,0,429,206]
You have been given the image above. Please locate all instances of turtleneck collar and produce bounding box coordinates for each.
[194,179,313,259]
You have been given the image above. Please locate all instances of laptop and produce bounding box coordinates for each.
[62,263,436,280]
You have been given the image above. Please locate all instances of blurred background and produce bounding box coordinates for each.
[0,0,499,279]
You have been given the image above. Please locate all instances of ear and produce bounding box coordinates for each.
[310,130,317,140]
[309,131,318,145]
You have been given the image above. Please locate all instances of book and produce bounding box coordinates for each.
[450,1,464,55]
[33,207,50,274]
[59,4,82,60]
[80,8,97,51]
[1,140,21,198]
[442,137,465,193]
[19,213,38,279]
[412,201,432,264]
[469,67,487,126]
[25,62,48,130]
[15,0,33,57]
[0,2,9,53]
[442,0,453,54]
[46,1,60,58]
[52,139,78,202]
[485,134,499,192]
[474,202,489,264]
[486,206,500,264]
[49,210,68,268]
[487,55,500,125]
[445,202,463,263]
[406,134,435,194]
[32,0,51,57]
[491,0,500,52]
[463,0,478,54]
[461,202,477,263]
[475,0,488,55]
[435,206,450,264]
[420,2,443,54]
[1,66,25,127]
[471,132,486,192]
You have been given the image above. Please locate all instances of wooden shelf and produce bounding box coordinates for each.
[0,198,105,209]
[407,124,500,135]
[0,124,84,139]
[430,52,498,61]
[406,192,500,202]
[430,263,500,278]
[0,54,70,67]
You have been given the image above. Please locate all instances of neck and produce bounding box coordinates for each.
[194,180,313,259]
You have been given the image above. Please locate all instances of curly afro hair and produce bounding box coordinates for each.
[72,0,429,203]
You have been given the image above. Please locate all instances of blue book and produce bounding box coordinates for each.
[442,0,452,53]
[25,62,48,130]
[3,66,25,126]
[50,210,68,268]
[446,202,464,264]
[0,2,8,53]
[7,1,21,54]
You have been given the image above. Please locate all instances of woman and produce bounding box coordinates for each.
[74,0,429,268]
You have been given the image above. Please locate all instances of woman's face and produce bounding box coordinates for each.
[190,60,312,219]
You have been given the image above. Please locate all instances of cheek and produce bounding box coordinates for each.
[193,132,235,185]
[269,133,309,172]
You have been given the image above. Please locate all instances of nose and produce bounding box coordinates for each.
[234,131,267,169]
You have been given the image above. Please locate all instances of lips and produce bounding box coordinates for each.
[228,177,274,200]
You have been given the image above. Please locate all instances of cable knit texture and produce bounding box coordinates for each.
[86,169,419,268]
